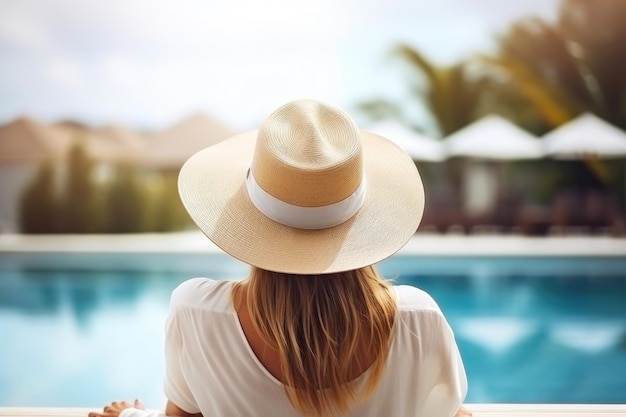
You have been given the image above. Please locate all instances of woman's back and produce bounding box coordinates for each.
[164,278,466,417]
[232,281,378,387]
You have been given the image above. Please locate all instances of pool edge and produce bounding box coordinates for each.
[1,232,625,257]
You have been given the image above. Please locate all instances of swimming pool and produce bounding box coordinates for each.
[1,251,625,407]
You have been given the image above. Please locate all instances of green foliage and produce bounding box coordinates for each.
[145,172,192,232]
[19,142,194,234]
[57,139,105,233]
[494,16,586,123]
[19,160,60,233]
[558,0,626,128]
[363,45,492,138]
[481,0,626,130]
[365,0,626,135]
[105,164,148,233]
[394,45,491,137]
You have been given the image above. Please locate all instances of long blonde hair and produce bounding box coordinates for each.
[238,265,396,416]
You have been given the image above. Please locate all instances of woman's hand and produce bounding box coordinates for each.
[88,399,145,417]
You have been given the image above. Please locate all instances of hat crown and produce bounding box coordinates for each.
[251,100,363,207]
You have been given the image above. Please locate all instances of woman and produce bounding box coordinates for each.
[89,100,470,417]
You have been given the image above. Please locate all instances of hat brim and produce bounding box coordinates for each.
[178,130,424,274]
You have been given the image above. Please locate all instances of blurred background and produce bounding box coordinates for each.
[1,0,626,408]
[1,0,625,236]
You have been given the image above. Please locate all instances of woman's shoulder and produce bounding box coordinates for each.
[393,285,443,315]
[170,278,238,311]
[392,285,453,343]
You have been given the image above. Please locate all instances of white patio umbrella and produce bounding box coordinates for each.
[365,120,445,162]
[542,113,626,158]
[442,115,544,160]
[441,115,544,217]
[542,113,626,209]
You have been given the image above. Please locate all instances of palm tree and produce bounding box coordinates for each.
[401,45,495,137]
[478,17,579,131]
[359,45,490,138]
[558,0,626,128]
[480,0,626,131]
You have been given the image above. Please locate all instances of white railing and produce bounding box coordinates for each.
[1,405,626,417]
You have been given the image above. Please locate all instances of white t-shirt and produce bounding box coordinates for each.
[152,278,467,417]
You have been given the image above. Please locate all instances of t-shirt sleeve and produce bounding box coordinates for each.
[418,310,468,417]
[396,286,468,417]
[162,300,201,414]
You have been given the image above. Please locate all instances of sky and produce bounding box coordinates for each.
[0,0,561,131]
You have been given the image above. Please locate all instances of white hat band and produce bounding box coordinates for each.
[246,169,366,230]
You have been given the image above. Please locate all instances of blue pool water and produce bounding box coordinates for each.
[1,252,625,407]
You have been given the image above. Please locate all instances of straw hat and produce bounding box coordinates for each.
[178,99,424,274]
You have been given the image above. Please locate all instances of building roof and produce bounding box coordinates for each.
[142,113,237,169]
[54,123,148,163]
[0,118,72,163]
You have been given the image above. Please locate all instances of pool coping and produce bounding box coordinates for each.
[1,232,625,257]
